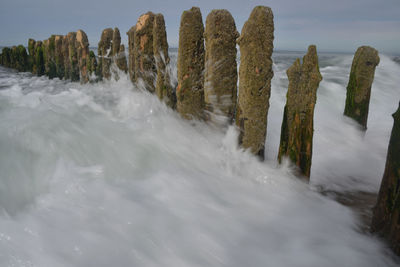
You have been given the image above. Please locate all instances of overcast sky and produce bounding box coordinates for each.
[0,0,399,54]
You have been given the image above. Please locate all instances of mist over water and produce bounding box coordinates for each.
[0,51,399,266]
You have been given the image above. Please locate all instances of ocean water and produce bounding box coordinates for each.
[0,50,399,266]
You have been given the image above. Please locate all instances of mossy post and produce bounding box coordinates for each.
[344,46,380,129]
[87,50,97,78]
[277,45,322,178]
[62,36,70,79]
[204,9,238,124]
[11,46,18,69]
[236,6,274,159]
[34,41,45,76]
[127,26,136,82]
[371,102,400,255]
[14,45,29,72]
[153,13,175,108]
[176,7,205,119]
[66,32,79,81]
[98,28,113,80]
[44,35,57,79]
[28,39,36,73]
[76,30,90,83]
[134,12,156,91]
[112,28,128,74]
[54,35,65,79]
[1,47,11,68]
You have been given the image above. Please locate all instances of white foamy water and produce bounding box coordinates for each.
[0,51,399,266]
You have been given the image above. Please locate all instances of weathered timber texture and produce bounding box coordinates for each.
[54,35,65,79]
[204,9,239,124]
[28,39,36,73]
[112,28,128,75]
[371,102,400,255]
[277,45,322,178]
[127,26,136,82]
[176,7,205,119]
[87,50,97,78]
[66,32,79,81]
[34,41,45,76]
[134,12,156,91]
[98,28,113,80]
[116,44,128,73]
[44,36,57,78]
[76,30,90,83]
[236,6,274,159]
[153,13,175,108]
[344,46,380,129]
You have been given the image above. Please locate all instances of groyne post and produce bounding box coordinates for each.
[176,7,205,119]
[98,28,113,80]
[344,46,380,129]
[371,102,400,255]
[204,9,238,124]
[236,6,274,159]
[134,12,156,91]
[277,45,322,178]
[153,13,175,108]
[76,30,90,83]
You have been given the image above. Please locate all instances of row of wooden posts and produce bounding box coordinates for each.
[0,5,398,255]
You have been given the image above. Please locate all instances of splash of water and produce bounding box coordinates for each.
[0,52,399,266]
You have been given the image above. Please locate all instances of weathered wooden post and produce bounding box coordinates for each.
[204,9,238,124]
[126,26,136,82]
[344,46,380,129]
[277,45,322,178]
[14,45,29,72]
[112,28,128,74]
[1,47,11,68]
[54,35,65,79]
[134,12,156,91]
[176,7,205,119]
[87,51,97,78]
[153,13,175,108]
[371,102,400,255]
[28,39,36,72]
[66,32,79,81]
[236,6,274,159]
[75,30,90,83]
[44,36,58,78]
[98,28,113,80]
[34,41,45,76]
[62,36,70,79]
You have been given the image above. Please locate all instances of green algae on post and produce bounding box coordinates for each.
[371,102,400,255]
[278,45,322,178]
[153,13,175,108]
[344,46,380,129]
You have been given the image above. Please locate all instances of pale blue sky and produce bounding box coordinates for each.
[0,0,399,54]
